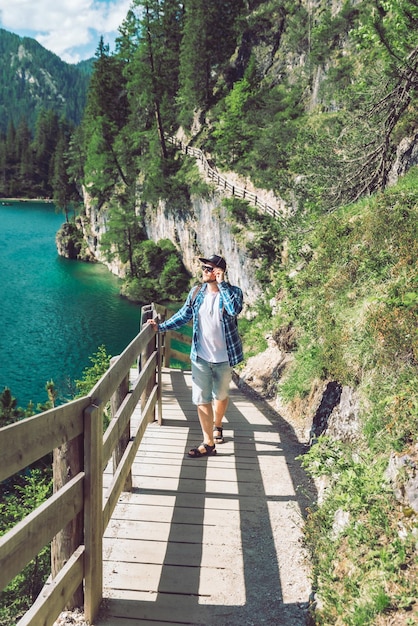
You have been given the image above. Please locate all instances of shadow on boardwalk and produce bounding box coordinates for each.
[98,369,316,626]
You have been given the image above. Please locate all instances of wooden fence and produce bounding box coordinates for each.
[0,302,189,626]
[166,136,286,222]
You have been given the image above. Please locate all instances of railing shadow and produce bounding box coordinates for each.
[101,369,315,625]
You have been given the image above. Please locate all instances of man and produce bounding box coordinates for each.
[147,254,243,458]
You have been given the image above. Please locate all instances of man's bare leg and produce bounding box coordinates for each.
[214,397,228,429]
[196,402,215,449]
[213,397,228,442]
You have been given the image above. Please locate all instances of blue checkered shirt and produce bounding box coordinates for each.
[157,282,244,366]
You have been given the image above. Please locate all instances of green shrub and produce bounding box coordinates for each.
[0,471,52,625]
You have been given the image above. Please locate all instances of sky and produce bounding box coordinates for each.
[0,0,132,64]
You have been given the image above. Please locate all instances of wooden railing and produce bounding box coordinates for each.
[166,135,286,222]
[0,302,188,626]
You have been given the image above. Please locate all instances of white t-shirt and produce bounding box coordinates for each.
[196,291,228,363]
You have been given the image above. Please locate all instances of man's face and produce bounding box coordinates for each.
[201,263,217,282]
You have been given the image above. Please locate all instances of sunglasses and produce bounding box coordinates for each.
[201,265,215,273]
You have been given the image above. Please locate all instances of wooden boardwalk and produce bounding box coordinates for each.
[97,369,312,626]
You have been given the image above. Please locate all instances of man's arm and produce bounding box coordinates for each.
[219,282,243,316]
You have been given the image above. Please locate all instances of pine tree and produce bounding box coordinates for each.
[0,387,22,427]
[15,119,34,192]
[51,125,81,222]
[123,0,184,158]
[82,38,130,199]
[33,109,60,195]
[178,0,245,124]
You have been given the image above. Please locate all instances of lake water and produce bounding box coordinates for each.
[0,200,141,407]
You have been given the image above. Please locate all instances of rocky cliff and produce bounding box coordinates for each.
[142,192,264,305]
[67,184,266,306]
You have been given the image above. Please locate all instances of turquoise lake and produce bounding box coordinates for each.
[0,200,141,407]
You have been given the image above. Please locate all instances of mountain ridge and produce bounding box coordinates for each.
[0,28,92,134]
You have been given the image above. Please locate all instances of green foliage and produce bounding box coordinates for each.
[212,77,255,165]
[177,0,245,122]
[300,439,418,625]
[0,110,79,199]
[363,367,418,453]
[51,131,81,221]
[176,158,212,198]
[74,344,113,429]
[0,470,52,625]
[275,171,418,401]
[279,341,324,401]
[101,193,145,274]
[237,314,269,361]
[121,239,190,303]
[210,76,304,195]
[354,0,418,69]
[74,344,111,398]
[261,168,418,625]
[309,2,360,65]
[0,387,22,427]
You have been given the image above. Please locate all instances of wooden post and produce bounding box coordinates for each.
[163,331,171,368]
[110,356,132,491]
[156,332,163,426]
[143,339,156,415]
[140,306,157,418]
[51,436,84,609]
[83,403,103,624]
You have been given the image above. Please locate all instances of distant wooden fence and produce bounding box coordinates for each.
[0,302,190,626]
[166,136,285,222]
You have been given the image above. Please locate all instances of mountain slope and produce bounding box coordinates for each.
[0,28,91,134]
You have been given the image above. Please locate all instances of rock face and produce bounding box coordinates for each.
[388,130,418,186]
[238,340,362,447]
[308,383,361,444]
[143,193,264,304]
[78,187,265,305]
[55,221,94,262]
[236,334,291,399]
[385,446,418,513]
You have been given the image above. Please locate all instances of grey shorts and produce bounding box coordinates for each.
[191,356,232,405]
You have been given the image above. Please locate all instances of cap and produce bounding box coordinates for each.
[199,254,227,270]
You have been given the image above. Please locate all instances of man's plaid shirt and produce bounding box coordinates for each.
[157,282,244,366]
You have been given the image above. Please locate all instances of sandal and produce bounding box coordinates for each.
[213,425,224,444]
[188,443,217,458]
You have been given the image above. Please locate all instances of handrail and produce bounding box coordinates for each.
[166,136,287,223]
[0,303,168,626]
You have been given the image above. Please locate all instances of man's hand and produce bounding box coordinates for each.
[147,319,159,331]
[213,268,225,283]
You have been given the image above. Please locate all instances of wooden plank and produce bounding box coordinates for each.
[83,404,103,624]
[17,546,84,626]
[0,473,84,591]
[90,326,155,407]
[169,347,190,364]
[102,352,157,468]
[103,562,185,597]
[170,330,191,344]
[103,537,167,564]
[96,368,311,625]
[103,386,157,528]
[0,397,87,482]
[103,595,214,624]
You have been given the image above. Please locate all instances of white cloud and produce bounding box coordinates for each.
[0,0,132,63]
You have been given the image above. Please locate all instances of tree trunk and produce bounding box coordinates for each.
[51,436,84,608]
